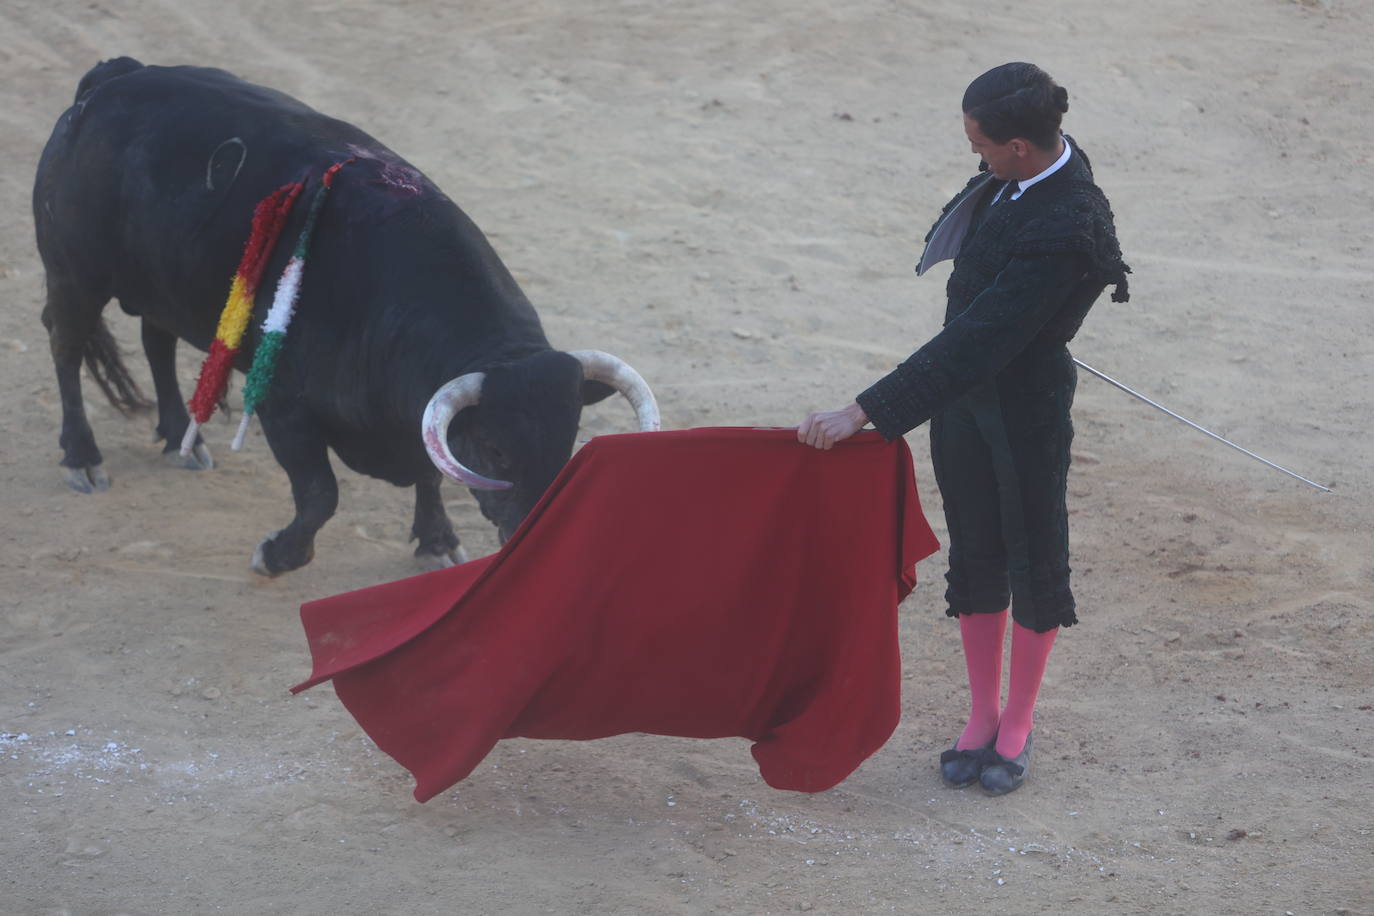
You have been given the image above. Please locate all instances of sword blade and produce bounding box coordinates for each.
[1073,359,1331,492]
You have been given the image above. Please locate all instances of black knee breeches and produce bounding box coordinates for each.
[929,357,1078,632]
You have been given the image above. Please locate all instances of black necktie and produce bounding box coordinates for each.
[999,181,1019,204]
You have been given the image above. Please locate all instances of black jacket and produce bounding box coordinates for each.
[857,140,1129,439]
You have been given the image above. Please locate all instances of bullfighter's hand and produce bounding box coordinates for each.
[797,402,869,450]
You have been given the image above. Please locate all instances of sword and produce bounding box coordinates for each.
[1073,359,1331,492]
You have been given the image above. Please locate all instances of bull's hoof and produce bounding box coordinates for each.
[252,529,313,577]
[415,544,470,572]
[251,533,281,577]
[167,442,214,471]
[63,464,110,494]
[251,527,314,576]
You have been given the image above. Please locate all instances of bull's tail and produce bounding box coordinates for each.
[84,318,152,415]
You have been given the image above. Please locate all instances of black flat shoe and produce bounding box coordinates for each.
[979,732,1033,796]
[940,738,995,788]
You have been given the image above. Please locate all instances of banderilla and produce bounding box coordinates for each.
[1074,359,1330,493]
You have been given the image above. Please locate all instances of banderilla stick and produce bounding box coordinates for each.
[1074,359,1331,492]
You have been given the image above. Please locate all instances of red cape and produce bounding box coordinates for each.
[292,428,939,801]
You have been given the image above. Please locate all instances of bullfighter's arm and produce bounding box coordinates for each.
[856,252,1088,440]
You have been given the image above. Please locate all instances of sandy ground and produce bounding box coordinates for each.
[3,0,1372,913]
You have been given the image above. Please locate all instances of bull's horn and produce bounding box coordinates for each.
[421,372,514,490]
[568,350,661,432]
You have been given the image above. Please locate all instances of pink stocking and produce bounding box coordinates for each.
[955,610,1007,750]
[995,622,1058,758]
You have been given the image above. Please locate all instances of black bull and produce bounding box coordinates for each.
[33,58,659,575]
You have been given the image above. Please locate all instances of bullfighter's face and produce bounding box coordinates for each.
[963,112,1027,181]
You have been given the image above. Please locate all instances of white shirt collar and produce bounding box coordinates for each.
[1006,135,1072,200]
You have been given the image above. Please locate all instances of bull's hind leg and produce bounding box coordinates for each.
[252,409,337,576]
[140,319,213,470]
[42,282,110,493]
[412,470,467,569]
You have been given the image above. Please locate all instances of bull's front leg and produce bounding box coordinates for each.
[411,470,467,570]
[253,410,338,576]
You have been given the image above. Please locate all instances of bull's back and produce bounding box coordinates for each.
[36,59,549,430]
[42,59,354,193]
[35,60,395,346]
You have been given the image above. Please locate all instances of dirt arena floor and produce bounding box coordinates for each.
[2,1,1371,913]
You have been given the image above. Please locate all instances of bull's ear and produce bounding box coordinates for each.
[581,380,616,405]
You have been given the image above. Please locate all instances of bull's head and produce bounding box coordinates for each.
[421,349,659,542]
